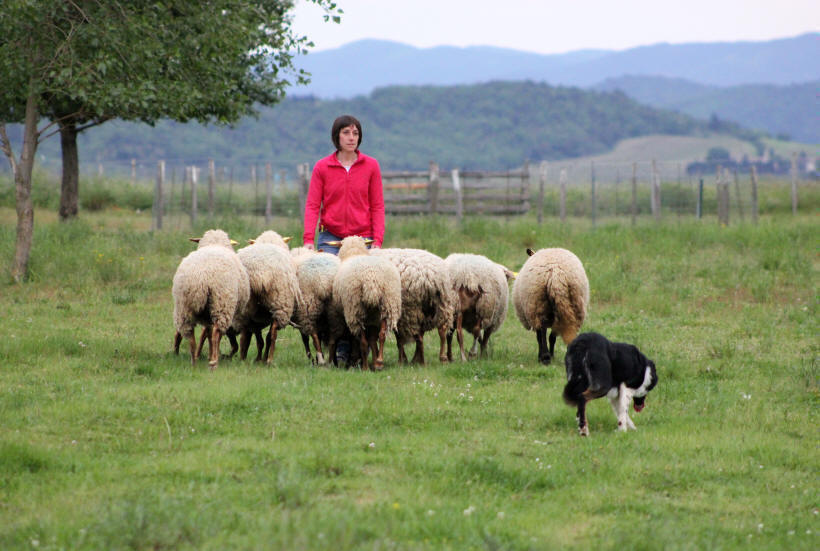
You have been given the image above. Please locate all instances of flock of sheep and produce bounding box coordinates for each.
[171,229,590,371]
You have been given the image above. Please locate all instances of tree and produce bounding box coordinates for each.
[0,0,341,281]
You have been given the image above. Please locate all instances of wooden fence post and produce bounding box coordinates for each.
[190,166,199,227]
[251,164,258,213]
[265,162,273,224]
[733,169,745,222]
[791,153,798,214]
[297,163,309,224]
[697,177,704,219]
[537,161,547,224]
[208,158,215,217]
[717,167,729,226]
[279,169,287,193]
[651,159,661,221]
[451,168,463,224]
[428,161,440,215]
[750,166,759,225]
[590,161,596,227]
[631,162,638,226]
[559,168,567,222]
[131,159,136,186]
[228,166,234,208]
[152,160,165,231]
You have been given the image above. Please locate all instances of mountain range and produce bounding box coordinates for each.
[294,33,819,97]
[293,33,819,143]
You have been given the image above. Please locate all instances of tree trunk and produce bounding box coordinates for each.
[12,94,40,282]
[59,121,80,220]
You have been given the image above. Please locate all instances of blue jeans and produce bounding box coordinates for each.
[317,229,373,255]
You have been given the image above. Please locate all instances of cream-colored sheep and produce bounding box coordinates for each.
[444,253,515,361]
[512,247,589,365]
[370,248,456,364]
[172,229,249,369]
[290,246,341,365]
[332,236,402,371]
[231,230,301,364]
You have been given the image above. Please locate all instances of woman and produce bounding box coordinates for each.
[302,114,385,254]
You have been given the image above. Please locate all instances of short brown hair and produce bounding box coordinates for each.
[331,115,362,151]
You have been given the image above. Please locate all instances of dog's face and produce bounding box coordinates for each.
[631,359,658,412]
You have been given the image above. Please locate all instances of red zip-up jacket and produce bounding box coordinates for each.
[302,151,385,247]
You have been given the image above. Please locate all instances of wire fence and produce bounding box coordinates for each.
[1,157,816,230]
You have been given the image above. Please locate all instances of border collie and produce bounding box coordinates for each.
[562,332,658,436]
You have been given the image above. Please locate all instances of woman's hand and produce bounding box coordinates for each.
[304,243,314,251]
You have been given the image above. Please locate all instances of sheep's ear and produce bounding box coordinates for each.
[526,248,535,256]
[189,238,201,243]
[230,239,239,246]
[247,239,255,245]
[283,236,292,243]
[502,267,517,281]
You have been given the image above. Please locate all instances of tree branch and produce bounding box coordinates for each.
[0,124,19,174]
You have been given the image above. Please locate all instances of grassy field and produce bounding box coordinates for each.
[0,201,817,549]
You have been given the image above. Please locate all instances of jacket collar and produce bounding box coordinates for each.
[331,150,361,167]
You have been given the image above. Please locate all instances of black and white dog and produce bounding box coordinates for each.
[562,332,658,436]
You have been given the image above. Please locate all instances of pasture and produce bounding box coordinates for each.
[0,200,817,549]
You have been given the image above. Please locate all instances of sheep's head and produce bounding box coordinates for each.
[250,230,291,249]
[190,229,236,249]
[337,236,372,261]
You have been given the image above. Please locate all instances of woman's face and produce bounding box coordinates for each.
[338,125,359,153]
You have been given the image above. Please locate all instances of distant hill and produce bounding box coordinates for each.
[294,33,820,98]
[16,81,719,173]
[594,76,820,143]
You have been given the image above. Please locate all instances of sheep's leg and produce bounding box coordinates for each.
[197,326,210,359]
[359,332,371,371]
[328,338,337,366]
[187,333,198,365]
[173,332,182,354]
[265,324,278,365]
[411,334,425,364]
[208,326,222,370]
[536,328,551,365]
[395,330,408,364]
[437,324,449,363]
[239,331,252,361]
[577,399,589,436]
[548,330,558,358]
[226,330,239,359]
[455,313,467,361]
[259,329,268,362]
[479,326,494,359]
[561,327,578,346]
[309,332,327,365]
[446,328,454,362]
[468,327,481,359]
[301,333,313,363]
[374,319,388,371]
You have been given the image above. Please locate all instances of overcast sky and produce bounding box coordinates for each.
[290,0,818,54]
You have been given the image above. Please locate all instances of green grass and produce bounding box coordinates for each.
[0,203,817,550]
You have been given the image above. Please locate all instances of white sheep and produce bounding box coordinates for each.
[172,229,249,369]
[231,230,301,364]
[332,236,402,371]
[444,253,515,361]
[289,246,341,365]
[369,247,456,364]
[512,247,589,365]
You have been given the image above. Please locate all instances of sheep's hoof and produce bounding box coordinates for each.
[373,360,384,371]
[539,355,552,366]
[579,426,589,437]
[208,361,218,371]
[438,354,449,363]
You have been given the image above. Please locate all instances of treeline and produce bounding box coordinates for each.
[14,81,748,172]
